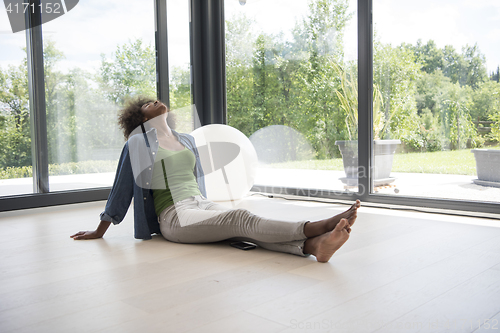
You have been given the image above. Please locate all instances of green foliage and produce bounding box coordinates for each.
[412,40,444,74]
[48,160,117,175]
[333,63,386,140]
[334,63,357,140]
[0,56,31,169]
[373,43,421,141]
[440,84,484,149]
[226,14,259,137]
[462,44,488,88]
[266,148,478,176]
[44,40,125,165]
[304,0,352,62]
[0,38,155,176]
[168,66,193,133]
[0,110,31,168]
[222,1,489,160]
[1,0,494,180]
[489,107,500,143]
[415,70,452,115]
[169,66,191,110]
[225,0,354,160]
[490,66,500,83]
[392,149,478,175]
[98,39,156,105]
[0,160,117,180]
[408,39,488,89]
[419,108,444,151]
[469,81,500,121]
[0,166,32,179]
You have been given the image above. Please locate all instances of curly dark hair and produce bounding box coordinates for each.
[118,96,176,139]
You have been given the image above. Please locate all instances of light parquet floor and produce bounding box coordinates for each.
[1,196,499,333]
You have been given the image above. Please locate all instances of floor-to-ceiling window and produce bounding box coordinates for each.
[225,0,358,195]
[0,9,31,197]
[372,0,500,204]
[41,1,156,192]
[2,0,499,214]
[0,0,157,198]
[167,0,194,133]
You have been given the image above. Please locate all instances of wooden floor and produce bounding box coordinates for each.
[1,196,500,333]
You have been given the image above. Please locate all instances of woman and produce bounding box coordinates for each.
[71,97,360,263]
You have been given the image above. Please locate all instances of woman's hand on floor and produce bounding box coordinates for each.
[70,230,102,240]
[70,221,111,240]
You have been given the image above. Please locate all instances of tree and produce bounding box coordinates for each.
[98,39,156,105]
[491,66,500,83]
[439,83,482,149]
[373,43,421,142]
[225,14,257,137]
[296,0,354,158]
[0,55,31,169]
[303,0,352,66]
[412,39,445,74]
[462,43,488,89]
[470,81,500,122]
[415,70,452,115]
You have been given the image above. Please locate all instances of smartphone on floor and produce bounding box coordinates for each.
[230,241,257,250]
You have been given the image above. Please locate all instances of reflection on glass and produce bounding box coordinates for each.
[40,1,156,192]
[373,0,500,203]
[225,0,358,194]
[0,10,32,197]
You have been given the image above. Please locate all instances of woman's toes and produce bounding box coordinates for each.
[335,218,348,231]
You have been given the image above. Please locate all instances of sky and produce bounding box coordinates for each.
[374,0,500,73]
[0,0,499,75]
[0,0,156,71]
[225,0,500,73]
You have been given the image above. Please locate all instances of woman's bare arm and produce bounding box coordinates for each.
[70,220,111,240]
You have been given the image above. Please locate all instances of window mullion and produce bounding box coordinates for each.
[357,0,373,199]
[25,0,49,194]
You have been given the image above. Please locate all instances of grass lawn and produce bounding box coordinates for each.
[266,147,500,175]
[392,149,476,175]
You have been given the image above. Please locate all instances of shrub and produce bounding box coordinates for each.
[0,160,117,180]
[489,110,500,144]
[0,166,32,179]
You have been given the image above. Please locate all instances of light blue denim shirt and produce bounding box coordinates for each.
[100,128,207,240]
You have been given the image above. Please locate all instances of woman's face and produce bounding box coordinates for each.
[141,100,168,121]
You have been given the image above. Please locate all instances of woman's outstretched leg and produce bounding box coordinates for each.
[303,200,360,238]
[160,203,308,245]
[159,197,358,262]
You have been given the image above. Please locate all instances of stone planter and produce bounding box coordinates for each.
[471,149,500,187]
[335,140,401,186]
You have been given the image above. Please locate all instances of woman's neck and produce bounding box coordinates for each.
[144,113,173,139]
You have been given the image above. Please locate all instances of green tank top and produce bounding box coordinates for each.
[151,146,202,216]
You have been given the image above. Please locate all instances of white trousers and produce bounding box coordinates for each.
[159,195,310,257]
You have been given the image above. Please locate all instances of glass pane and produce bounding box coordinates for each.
[167,0,193,133]
[373,0,500,203]
[0,11,32,197]
[225,0,358,194]
[40,1,156,192]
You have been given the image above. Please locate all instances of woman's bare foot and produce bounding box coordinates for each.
[329,199,360,228]
[303,218,351,263]
[303,200,360,238]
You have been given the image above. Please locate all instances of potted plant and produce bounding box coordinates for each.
[333,64,401,186]
[471,113,500,187]
[471,149,500,187]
